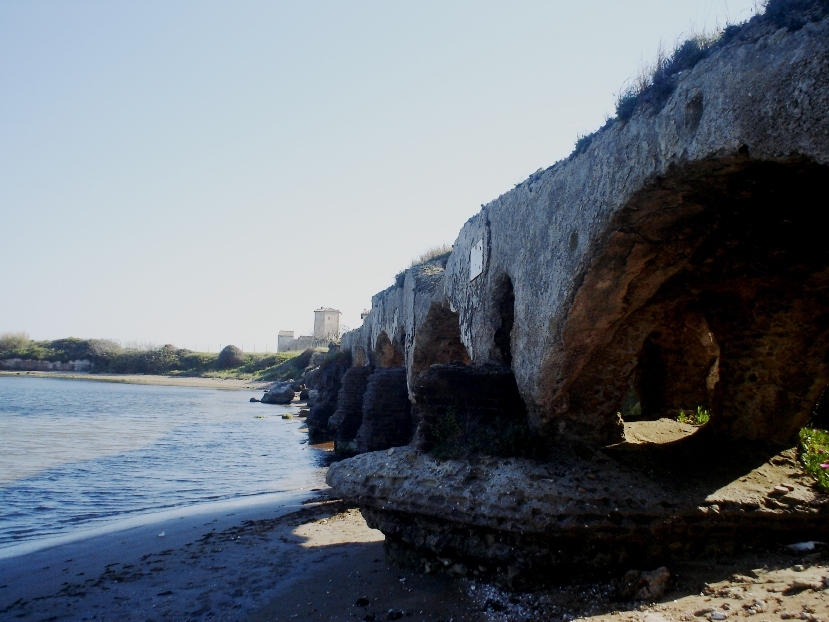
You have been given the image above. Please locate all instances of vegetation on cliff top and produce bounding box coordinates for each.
[571,0,829,159]
[394,244,453,288]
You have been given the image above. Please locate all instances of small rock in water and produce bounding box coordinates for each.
[355,597,370,607]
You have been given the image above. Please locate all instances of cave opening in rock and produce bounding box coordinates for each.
[411,302,471,378]
[374,331,404,368]
[493,275,515,367]
[557,157,829,447]
[353,346,368,367]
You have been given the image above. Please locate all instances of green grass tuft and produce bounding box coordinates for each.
[799,427,829,492]
[676,406,710,426]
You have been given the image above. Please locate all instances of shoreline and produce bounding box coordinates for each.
[0,485,476,622]
[4,483,829,622]
[0,370,272,390]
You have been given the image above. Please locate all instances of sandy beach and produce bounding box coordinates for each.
[3,475,829,622]
[0,484,475,622]
[0,370,272,391]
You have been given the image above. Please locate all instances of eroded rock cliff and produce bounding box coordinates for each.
[328,1,829,582]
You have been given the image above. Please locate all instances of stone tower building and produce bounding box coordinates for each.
[313,308,341,343]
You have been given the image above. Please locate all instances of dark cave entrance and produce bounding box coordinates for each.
[560,157,829,446]
[411,302,471,378]
[493,276,515,367]
[374,331,405,368]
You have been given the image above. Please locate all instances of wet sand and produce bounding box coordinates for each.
[0,486,474,622]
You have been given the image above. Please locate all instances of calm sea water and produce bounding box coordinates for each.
[0,376,326,551]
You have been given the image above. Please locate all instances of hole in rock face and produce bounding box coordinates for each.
[684,92,704,133]
[411,303,471,379]
[569,230,579,252]
[552,158,829,446]
[493,276,515,367]
[374,332,404,368]
[634,307,720,423]
[353,347,368,367]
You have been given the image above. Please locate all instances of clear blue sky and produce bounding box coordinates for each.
[0,0,759,352]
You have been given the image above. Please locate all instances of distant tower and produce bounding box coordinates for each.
[313,308,341,343]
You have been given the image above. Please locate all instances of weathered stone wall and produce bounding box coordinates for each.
[356,367,412,453]
[329,5,829,582]
[328,365,372,453]
[344,12,829,446]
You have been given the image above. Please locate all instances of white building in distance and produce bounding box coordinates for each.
[277,308,341,352]
[313,307,341,343]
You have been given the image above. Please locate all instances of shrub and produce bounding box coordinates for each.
[217,345,245,368]
[799,427,829,492]
[0,331,30,356]
[765,0,829,31]
[410,244,453,267]
[615,34,721,122]
[573,133,593,156]
[677,406,710,426]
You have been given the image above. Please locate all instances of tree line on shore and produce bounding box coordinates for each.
[0,332,306,378]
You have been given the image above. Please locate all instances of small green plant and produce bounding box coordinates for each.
[677,406,710,426]
[799,427,829,492]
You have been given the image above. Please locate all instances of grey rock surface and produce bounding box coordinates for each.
[260,383,295,405]
[343,12,829,446]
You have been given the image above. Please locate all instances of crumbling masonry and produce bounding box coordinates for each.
[317,4,829,585]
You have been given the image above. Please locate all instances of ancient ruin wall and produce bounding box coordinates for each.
[345,13,829,446]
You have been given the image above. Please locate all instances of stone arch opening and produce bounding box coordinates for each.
[374,331,405,368]
[411,302,471,379]
[353,346,368,367]
[546,157,829,447]
[492,275,515,367]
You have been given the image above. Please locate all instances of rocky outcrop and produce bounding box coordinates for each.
[341,6,829,447]
[305,352,351,441]
[329,444,829,587]
[356,367,412,453]
[410,363,529,450]
[330,1,829,583]
[328,366,372,454]
[261,383,295,405]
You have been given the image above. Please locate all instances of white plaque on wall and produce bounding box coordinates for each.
[469,239,484,281]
